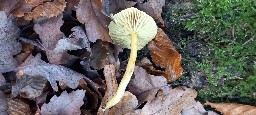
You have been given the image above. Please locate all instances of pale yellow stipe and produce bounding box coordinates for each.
[104,32,137,110]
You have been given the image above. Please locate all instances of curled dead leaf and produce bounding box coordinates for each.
[98,64,117,114]
[140,86,197,115]
[137,0,165,25]
[107,91,138,115]
[90,40,117,70]
[11,0,66,20]
[18,54,83,91]
[148,28,183,82]
[205,102,256,115]
[41,90,85,115]
[76,0,111,42]
[12,74,47,98]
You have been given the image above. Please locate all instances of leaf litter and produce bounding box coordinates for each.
[0,0,254,115]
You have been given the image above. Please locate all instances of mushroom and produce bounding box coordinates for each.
[104,7,157,110]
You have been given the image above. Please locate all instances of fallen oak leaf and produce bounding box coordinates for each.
[139,86,198,114]
[54,26,91,53]
[0,11,22,73]
[41,90,85,115]
[18,54,83,91]
[90,40,117,70]
[0,0,21,15]
[11,0,66,20]
[34,14,67,64]
[137,0,165,25]
[148,28,183,82]
[98,64,118,114]
[205,101,256,115]
[107,91,138,115]
[128,66,167,106]
[99,65,138,115]
[12,73,47,98]
[76,0,111,42]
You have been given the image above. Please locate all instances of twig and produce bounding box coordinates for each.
[232,25,235,42]
[242,35,255,46]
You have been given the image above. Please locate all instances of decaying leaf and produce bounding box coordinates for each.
[11,0,66,20]
[128,66,167,106]
[0,91,8,115]
[0,74,6,86]
[7,98,31,115]
[139,86,198,114]
[76,0,111,42]
[137,0,165,25]
[54,26,91,53]
[107,91,138,115]
[182,102,219,115]
[18,54,83,91]
[12,73,47,98]
[99,65,138,115]
[90,40,117,70]
[98,64,118,114]
[0,0,21,15]
[101,0,136,15]
[15,42,35,65]
[205,102,256,115]
[148,28,183,82]
[41,90,85,115]
[128,66,167,95]
[91,0,111,29]
[34,15,79,64]
[0,11,22,73]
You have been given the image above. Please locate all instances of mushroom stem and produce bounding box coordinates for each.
[104,31,138,110]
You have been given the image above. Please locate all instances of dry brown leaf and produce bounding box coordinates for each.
[0,0,21,15]
[18,54,83,91]
[65,0,80,10]
[12,74,47,98]
[34,15,79,64]
[54,26,91,53]
[98,64,118,114]
[0,91,8,115]
[0,11,22,73]
[137,57,167,78]
[0,74,6,87]
[205,102,256,115]
[11,0,66,20]
[107,91,138,115]
[127,66,167,106]
[7,98,31,115]
[107,0,136,14]
[139,86,198,114]
[41,90,85,115]
[137,0,165,25]
[76,0,111,42]
[34,91,49,105]
[91,0,111,29]
[182,102,219,115]
[98,65,138,114]
[90,40,117,70]
[15,42,34,65]
[148,28,183,82]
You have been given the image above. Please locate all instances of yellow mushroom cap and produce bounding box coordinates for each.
[108,7,157,50]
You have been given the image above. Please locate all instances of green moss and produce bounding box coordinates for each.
[163,0,256,105]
